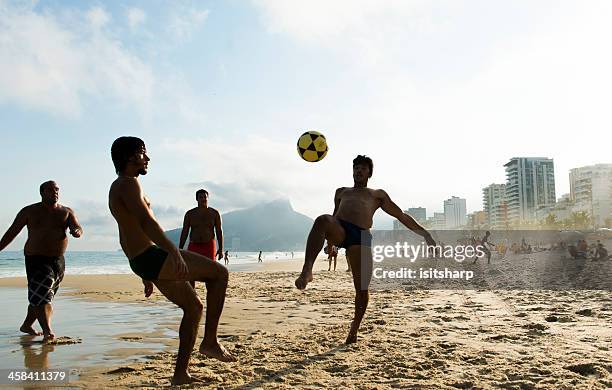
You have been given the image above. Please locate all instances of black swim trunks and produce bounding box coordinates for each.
[129,246,168,280]
[338,219,372,249]
[25,255,65,306]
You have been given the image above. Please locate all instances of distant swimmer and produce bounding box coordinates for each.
[258,251,262,263]
[108,137,235,386]
[0,181,82,343]
[473,231,495,264]
[295,155,436,344]
[224,250,229,265]
[179,189,223,288]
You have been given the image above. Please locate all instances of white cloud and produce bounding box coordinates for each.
[0,3,153,117]
[252,0,612,213]
[160,136,345,217]
[253,0,454,67]
[126,7,146,30]
[86,6,110,29]
[168,6,209,42]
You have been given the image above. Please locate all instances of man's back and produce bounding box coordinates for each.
[334,187,382,229]
[109,177,154,259]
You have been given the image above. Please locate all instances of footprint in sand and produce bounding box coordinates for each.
[545,314,575,323]
[575,308,594,316]
[564,362,605,378]
[523,323,548,332]
[106,367,136,374]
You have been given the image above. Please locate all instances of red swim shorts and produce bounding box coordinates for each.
[187,240,217,261]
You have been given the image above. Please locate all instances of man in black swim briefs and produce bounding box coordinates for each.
[108,137,236,386]
[295,155,436,344]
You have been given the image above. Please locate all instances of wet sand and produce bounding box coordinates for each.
[1,255,611,388]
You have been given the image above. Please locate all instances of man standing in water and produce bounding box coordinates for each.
[108,137,236,385]
[295,155,436,344]
[179,189,223,288]
[0,181,82,343]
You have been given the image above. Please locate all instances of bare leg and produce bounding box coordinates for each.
[328,257,331,271]
[20,305,42,336]
[157,251,236,363]
[333,256,337,271]
[154,281,203,385]
[345,245,373,344]
[295,215,345,289]
[198,267,233,361]
[35,304,55,343]
[472,254,479,264]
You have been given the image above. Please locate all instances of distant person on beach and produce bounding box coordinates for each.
[295,155,436,344]
[578,239,588,257]
[224,250,229,265]
[179,189,223,288]
[594,243,609,260]
[326,244,338,271]
[108,137,236,385]
[258,251,262,262]
[0,181,82,343]
[345,248,352,272]
[473,231,495,264]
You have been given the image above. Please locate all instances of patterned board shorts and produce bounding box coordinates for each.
[25,255,65,306]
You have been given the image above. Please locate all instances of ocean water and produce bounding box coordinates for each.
[0,288,172,370]
[0,251,304,278]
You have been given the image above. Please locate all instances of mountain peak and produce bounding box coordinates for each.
[165,198,312,251]
[255,198,293,211]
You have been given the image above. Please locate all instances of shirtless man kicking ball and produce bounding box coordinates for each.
[108,136,235,385]
[295,155,436,344]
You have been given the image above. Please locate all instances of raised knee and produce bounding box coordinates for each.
[217,264,229,283]
[314,214,332,227]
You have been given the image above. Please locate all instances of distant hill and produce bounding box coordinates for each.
[165,199,313,251]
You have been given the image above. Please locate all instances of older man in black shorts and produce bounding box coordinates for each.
[0,181,82,343]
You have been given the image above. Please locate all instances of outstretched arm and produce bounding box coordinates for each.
[0,208,27,251]
[379,190,435,245]
[178,212,190,249]
[67,208,83,238]
[214,210,223,260]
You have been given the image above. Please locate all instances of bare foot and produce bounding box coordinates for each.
[42,333,56,344]
[171,372,201,386]
[295,271,313,290]
[199,342,237,362]
[345,322,359,344]
[20,325,42,336]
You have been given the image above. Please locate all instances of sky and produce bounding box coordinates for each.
[1,0,611,250]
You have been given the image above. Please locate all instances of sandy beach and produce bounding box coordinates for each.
[1,255,611,389]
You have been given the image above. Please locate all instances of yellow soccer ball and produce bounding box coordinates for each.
[297,131,328,162]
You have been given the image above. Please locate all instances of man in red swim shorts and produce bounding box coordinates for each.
[179,189,223,288]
